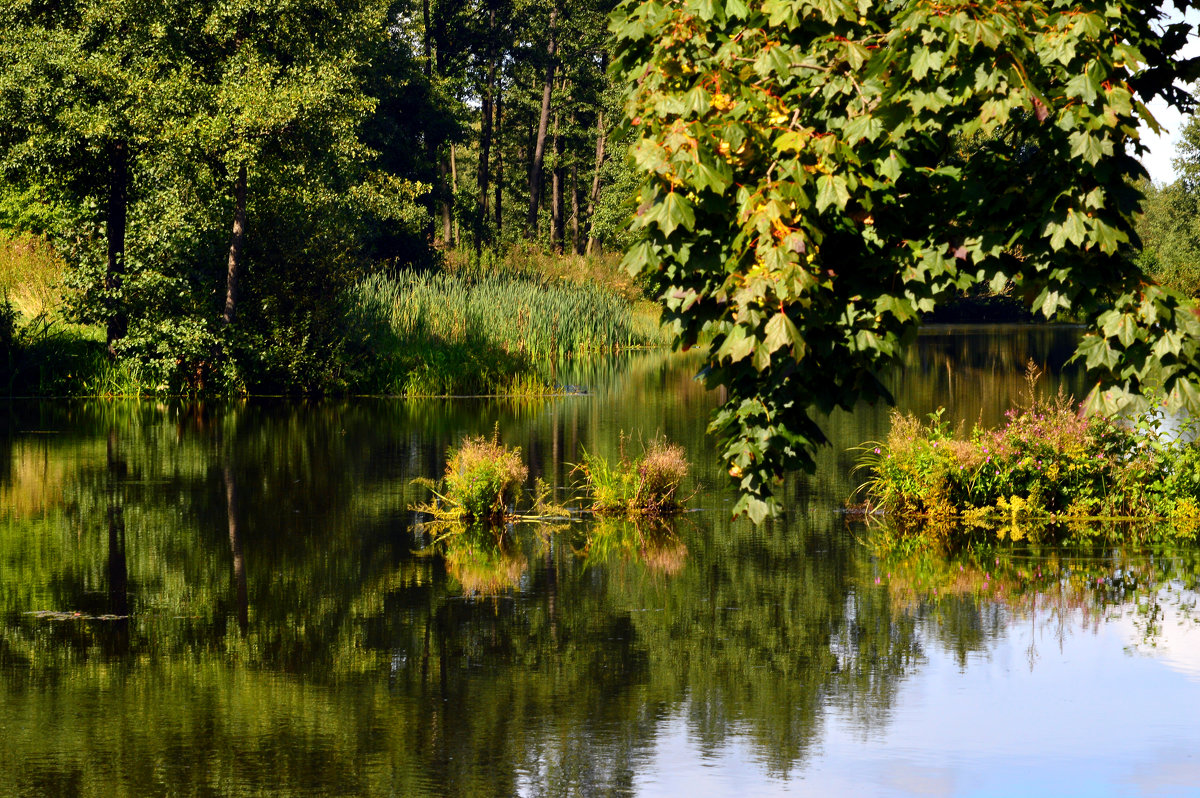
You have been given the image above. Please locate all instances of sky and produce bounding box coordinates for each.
[1138,8,1200,185]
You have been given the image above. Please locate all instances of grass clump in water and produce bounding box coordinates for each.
[855,363,1200,536]
[575,435,690,517]
[414,429,528,525]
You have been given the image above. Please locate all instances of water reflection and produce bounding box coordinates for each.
[1,328,1199,795]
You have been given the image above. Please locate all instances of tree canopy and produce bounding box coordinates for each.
[614,0,1200,520]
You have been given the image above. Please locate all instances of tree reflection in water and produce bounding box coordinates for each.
[1,336,1198,795]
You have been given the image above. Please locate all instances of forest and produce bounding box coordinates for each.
[0,0,650,396]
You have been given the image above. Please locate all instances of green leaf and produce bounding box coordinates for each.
[815,174,850,212]
[843,114,883,143]
[911,47,942,81]
[621,241,655,278]
[692,160,731,193]
[753,342,771,371]
[649,192,696,237]
[763,311,806,359]
[1069,130,1109,165]
[715,327,754,363]
[1066,71,1099,104]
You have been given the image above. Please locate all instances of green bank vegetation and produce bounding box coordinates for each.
[856,366,1200,541]
[1138,109,1200,298]
[0,0,646,398]
[0,236,662,396]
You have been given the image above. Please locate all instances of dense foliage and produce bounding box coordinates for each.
[0,0,632,393]
[1138,111,1200,295]
[614,0,1200,520]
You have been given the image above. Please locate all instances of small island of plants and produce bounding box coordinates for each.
[413,430,691,530]
[856,367,1200,539]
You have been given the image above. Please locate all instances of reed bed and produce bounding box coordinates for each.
[351,270,660,361]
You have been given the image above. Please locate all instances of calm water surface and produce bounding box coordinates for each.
[3,326,1200,797]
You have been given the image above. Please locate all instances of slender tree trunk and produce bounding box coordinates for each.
[495,88,504,230]
[571,162,580,254]
[450,144,460,248]
[525,121,535,232]
[585,111,608,256]
[223,164,247,326]
[551,108,564,252]
[422,0,432,74]
[439,160,452,247]
[477,7,496,245]
[105,140,128,357]
[525,5,557,237]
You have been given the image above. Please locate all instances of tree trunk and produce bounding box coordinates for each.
[105,140,128,357]
[585,110,608,256]
[495,88,504,230]
[223,164,247,326]
[450,143,460,248]
[439,160,452,247]
[551,108,564,252]
[422,0,432,75]
[525,5,557,237]
[571,162,580,254]
[477,6,496,245]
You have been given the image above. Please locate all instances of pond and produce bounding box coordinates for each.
[3,325,1200,797]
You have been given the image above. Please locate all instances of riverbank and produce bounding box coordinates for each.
[1,237,665,397]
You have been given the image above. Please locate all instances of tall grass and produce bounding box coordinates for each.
[0,234,66,319]
[352,269,659,361]
[0,316,148,397]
